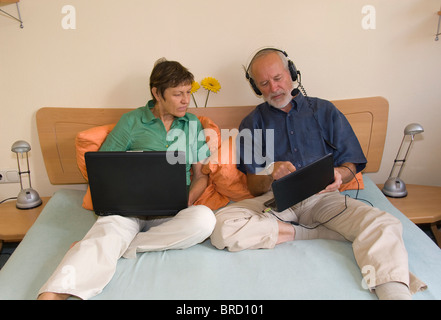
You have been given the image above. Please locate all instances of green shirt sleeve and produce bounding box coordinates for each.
[99,112,133,151]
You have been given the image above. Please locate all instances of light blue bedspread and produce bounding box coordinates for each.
[1,176,440,300]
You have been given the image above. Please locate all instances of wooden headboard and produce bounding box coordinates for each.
[36,96,388,185]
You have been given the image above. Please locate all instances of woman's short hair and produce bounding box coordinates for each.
[149,58,194,103]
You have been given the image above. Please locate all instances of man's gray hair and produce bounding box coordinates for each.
[246,48,289,80]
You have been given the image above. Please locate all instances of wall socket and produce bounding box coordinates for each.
[0,169,19,184]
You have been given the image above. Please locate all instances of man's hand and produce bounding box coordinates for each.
[247,161,296,196]
[319,168,343,194]
[270,161,297,180]
[319,163,357,194]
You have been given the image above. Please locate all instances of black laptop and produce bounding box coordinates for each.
[264,153,335,212]
[85,151,188,216]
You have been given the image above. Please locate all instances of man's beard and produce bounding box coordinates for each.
[264,83,295,109]
[264,90,293,109]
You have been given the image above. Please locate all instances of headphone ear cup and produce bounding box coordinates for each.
[249,77,262,96]
[288,60,298,82]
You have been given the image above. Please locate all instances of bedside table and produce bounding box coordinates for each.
[0,197,50,251]
[377,184,441,248]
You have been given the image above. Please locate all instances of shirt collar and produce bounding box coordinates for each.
[290,91,306,112]
[141,100,190,124]
[141,100,156,123]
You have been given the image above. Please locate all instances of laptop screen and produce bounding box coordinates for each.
[270,153,334,212]
[85,151,188,216]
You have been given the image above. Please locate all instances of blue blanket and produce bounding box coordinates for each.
[1,176,440,299]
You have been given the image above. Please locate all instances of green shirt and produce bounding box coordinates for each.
[100,100,210,185]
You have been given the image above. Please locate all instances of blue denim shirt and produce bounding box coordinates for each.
[237,92,367,174]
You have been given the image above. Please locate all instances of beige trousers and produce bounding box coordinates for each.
[211,191,426,294]
[38,205,215,300]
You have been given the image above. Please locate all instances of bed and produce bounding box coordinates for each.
[1,96,441,300]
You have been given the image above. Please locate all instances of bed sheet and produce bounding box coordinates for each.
[0,176,440,300]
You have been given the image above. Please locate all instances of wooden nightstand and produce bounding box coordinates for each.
[377,184,441,248]
[0,197,50,250]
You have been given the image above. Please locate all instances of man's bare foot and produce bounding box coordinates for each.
[37,292,71,300]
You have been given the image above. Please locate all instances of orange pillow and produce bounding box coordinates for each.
[338,172,364,191]
[75,124,116,210]
[194,118,254,209]
[197,116,221,153]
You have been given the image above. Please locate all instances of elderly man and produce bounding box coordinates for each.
[211,48,426,300]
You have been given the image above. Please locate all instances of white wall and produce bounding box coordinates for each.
[1,0,440,199]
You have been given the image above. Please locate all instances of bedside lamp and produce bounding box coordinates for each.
[11,140,42,209]
[382,123,424,198]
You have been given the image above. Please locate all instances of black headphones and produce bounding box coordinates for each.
[245,48,299,96]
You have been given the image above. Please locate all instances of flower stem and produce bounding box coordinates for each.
[204,91,210,108]
[192,94,198,108]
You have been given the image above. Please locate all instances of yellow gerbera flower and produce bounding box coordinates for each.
[190,81,200,94]
[201,77,221,93]
[190,81,201,107]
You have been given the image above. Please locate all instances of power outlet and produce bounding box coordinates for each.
[0,169,19,184]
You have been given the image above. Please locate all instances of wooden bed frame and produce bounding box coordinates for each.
[36,96,388,185]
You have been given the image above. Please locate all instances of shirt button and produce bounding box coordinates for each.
[165,144,169,148]
[290,131,294,135]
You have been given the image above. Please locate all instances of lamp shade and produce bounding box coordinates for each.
[404,123,424,136]
[11,140,31,153]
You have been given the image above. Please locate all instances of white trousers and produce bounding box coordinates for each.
[38,205,215,300]
[211,191,427,295]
